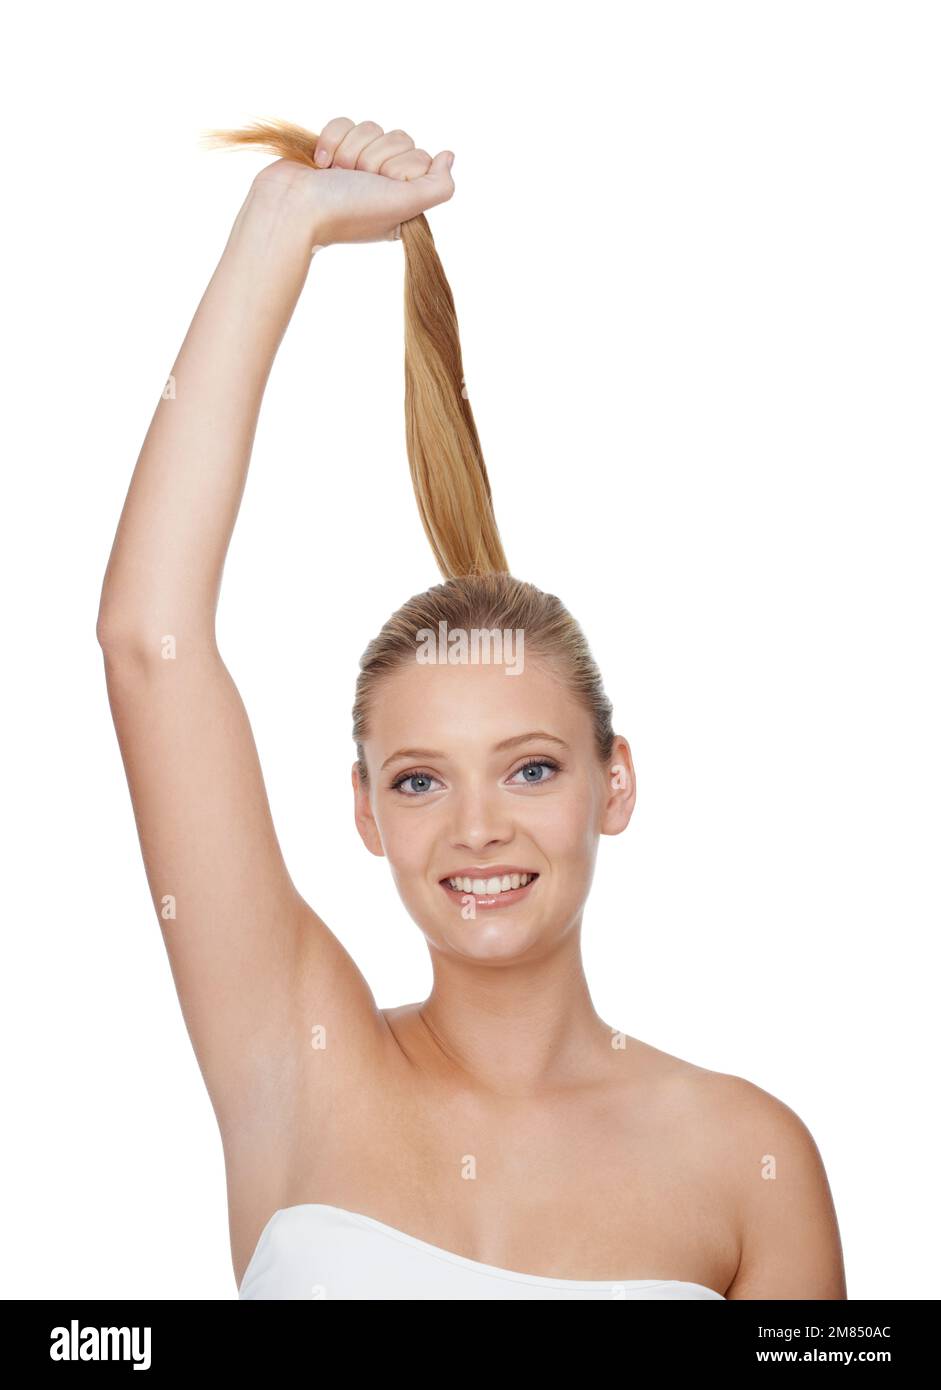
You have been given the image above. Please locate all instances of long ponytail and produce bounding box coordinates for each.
[203,117,508,579]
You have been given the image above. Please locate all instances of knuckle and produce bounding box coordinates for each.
[320,116,354,141]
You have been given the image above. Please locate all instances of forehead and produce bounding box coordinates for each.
[366,657,591,754]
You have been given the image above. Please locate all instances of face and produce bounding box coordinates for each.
[352,655,636,963]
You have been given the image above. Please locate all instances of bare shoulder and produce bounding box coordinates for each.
[618,1037,834,1152]
[663,1061,831,1179]
[609,1040,847,1299]
[610,1040,772,1185]
[678,1062,847,1300]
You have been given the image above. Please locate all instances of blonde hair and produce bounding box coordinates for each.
[204,118,616,783]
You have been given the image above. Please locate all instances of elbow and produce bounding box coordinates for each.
[96,597,151,658]
[96,597,130,653]
[97,606,219,662]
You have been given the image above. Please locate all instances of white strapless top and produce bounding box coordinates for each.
[238,1204,727,1300]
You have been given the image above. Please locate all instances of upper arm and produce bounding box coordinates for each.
[98,636,388,1138]
[723,1078,847,1299]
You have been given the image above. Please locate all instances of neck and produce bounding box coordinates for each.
[416,926,617,1096]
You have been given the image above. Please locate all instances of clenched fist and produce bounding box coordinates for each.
[250,116,455,248]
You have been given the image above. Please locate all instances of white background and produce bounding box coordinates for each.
[2,0,938,1300]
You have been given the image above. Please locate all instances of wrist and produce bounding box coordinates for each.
[239,174,328,253]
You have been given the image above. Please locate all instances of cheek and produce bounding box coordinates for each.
[531,784,599,861]
[380,811,434,881]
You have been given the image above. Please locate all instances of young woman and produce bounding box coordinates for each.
[97,115,847,1301]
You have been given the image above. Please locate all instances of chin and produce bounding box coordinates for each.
[419,900,560,963]
[437,922,547,963]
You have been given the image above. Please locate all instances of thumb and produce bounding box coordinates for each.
[431,149,455,176]
[403,149,456,216]
[385,150,456,238]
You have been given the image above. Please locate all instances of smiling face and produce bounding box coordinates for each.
[352,654,636,964]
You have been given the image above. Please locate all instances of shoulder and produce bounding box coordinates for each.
[625,1042,830,1163]
[664,1060,839,1214]
[682,1067,830,1183]
[613,1044,847,1298]
[689,1067,847,1299]
[670,1062,816,1137]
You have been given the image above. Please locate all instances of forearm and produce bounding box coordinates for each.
[97,177,320,652]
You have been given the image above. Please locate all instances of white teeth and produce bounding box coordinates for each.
[445,873,536,893]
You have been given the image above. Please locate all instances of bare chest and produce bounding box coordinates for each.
[272,1075,739,1291]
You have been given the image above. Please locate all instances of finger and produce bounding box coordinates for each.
[383,150,454,236]
[380,148,434,181]
[332,119,385,169]
[313,116,355,167]
[405,150,455,209]
[358,128,415,174]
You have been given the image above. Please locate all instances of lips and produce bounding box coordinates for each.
[439,871,540,911]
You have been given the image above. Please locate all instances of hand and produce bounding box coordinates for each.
[251,117,455,248]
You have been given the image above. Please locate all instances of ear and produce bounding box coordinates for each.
[351,760,386,858]
[600,735,636,836]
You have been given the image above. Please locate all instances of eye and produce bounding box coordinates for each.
[508,757,561,786]
[389,769,444,797]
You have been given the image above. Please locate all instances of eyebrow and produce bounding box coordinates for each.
[379,731,570,772]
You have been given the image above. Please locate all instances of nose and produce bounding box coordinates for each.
[448,780,514,856]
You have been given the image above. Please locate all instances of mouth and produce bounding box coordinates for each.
[438,869,540,911]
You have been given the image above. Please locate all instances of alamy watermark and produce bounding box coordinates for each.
[415,622,525,675]
[50,1321,151,1370]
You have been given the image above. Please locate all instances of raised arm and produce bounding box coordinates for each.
[96,120,455,1148]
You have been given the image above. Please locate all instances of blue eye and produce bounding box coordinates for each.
[509,757,560,785]
[390,770,443,796]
